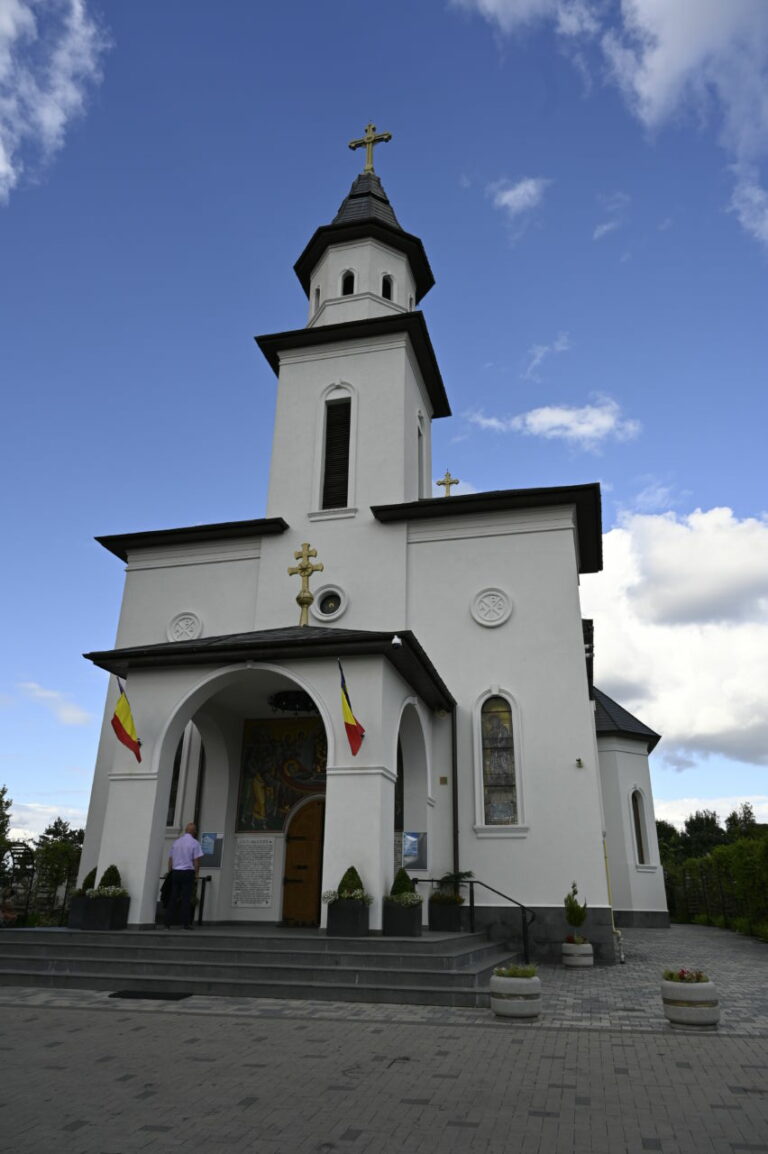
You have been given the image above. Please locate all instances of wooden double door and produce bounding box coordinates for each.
[282,798,325,926]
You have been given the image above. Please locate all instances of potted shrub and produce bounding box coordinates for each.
[428,870,472,932]
[490,964,542,1019]
[661,968,720,1029]
[323,866,372,937]
[562,881,593,967]
[67,867,97,929]
[81,865,130,931]
[383,868,423,936]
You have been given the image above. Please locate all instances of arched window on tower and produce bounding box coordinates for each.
[481,696,517,825]
[381,274,393,301]
[321,397,352,509]
[631,790,648,864]
[341,271,355,296]
[314,286,320,314]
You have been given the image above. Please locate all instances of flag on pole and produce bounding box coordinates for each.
[338,660,365,756]
[111,678,142,762]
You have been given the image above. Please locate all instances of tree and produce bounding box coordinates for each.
[0,785,11,844]
[656,819,684,868]
[33,818,84,914]
[681,810,726,859]
[36,819,84,849]
[725,802,758,842]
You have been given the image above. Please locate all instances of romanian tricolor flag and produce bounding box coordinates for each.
[111,678,142,763]
[339,660,365,756]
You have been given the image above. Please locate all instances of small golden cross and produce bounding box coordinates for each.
[437,470,460,497]
[288,543,325,627]
[348,122,392,174]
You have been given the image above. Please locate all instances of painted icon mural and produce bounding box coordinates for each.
[236,718,327,831]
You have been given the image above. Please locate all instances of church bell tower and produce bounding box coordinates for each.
[256,125,450,526]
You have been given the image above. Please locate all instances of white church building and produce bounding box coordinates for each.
[80,130,668,959]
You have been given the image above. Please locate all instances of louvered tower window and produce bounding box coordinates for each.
[321,398,351,509]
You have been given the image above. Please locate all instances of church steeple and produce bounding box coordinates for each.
[294,128,434,328]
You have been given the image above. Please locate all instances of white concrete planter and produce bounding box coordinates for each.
[661,980,720,1029]
[562,941,594,967]
[489,974,542,1019]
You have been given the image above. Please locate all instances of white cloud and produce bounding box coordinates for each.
[654,796,768,830]
[8,800,87,842]
[488,176,551,223]
[18,681,92,725]
[581,507,768,767]
[593,220,619,241]
[0,0,108,204]
[467,395,640,450]
[524,330,570,380]
[456,0,768,248]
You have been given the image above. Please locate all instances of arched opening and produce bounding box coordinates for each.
[631,790,648,865]
[155,667,331,926]
[313,286,320,314]
[395,704,429,874]
[381,274,393,301]
[480,695,517,825]
[341,270,355,296]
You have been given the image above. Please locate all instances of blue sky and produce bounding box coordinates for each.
[1,0,767,839]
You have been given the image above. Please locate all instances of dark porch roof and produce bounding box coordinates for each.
[594,687,661,752]
[84,626,455,712]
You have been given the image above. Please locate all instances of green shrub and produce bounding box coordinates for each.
[429,890,464,905]
[98,864,122,889]
[692,913,710,926]
[337,866,364,897]
[494,964,537,978]
[564,881,587,928]
[663,968,709,983]
[81,867,97,892]
[391,868,415,897]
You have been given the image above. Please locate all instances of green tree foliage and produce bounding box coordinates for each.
[725,802,758,842]
[656,819,684,868]
[563,881,587,928]
[682,810,726,859]
[98,864,123,888]
[37,818,84,849]
[337,866,364,896]
[0,785,12,845]
[390,867,415,896]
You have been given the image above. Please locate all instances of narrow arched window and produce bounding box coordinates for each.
[166,737,184,826]
[408,295,414,310]
[382,274,393,301]
[632,790,647,864]
[481,696,517,824]
[314,286,320,314]
[341,271,355,296]
[321,397,351,509]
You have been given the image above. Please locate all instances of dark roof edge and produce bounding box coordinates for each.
[294,219,435,303]
[372,483,603,573]
[84,627,455,712]
[593,686,661,752]
[97,518,289,562]
[255,312,451,419]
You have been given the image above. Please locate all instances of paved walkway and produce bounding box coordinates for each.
[1,925,766,1152]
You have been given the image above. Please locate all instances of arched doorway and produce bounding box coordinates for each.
[282,798,325,926]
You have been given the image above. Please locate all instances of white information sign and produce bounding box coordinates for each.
[233,837,275,908]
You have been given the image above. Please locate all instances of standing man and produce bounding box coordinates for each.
[165,821,203,929]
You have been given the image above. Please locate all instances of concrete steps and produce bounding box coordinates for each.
[0,928,518,1007]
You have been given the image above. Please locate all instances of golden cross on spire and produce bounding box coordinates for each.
[437,470,460,497]
[288,543,325,627]
[348,122,392,174]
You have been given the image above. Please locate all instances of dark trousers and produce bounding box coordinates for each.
[165,869,196,927]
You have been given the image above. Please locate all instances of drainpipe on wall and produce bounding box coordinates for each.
[451,707,459,876]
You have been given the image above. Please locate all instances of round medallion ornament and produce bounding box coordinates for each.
[471,588,512,628]
[167,612,203,642]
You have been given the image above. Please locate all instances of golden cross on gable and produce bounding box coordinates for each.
[437,470,460,497]
[288,542,325,627]
[348,122,392,174]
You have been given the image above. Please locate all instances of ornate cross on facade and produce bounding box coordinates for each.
[437,470,460,497]
[348,123,392,174]
[288,543,325,627]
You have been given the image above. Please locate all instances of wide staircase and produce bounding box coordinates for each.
[0,927,519,1008]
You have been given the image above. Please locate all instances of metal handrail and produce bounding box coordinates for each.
[414,876,536,964]
[467,879,536,964]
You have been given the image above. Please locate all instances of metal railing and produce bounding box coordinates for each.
[414,877,536,964]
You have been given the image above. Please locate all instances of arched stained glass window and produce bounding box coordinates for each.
[481,696,517,825]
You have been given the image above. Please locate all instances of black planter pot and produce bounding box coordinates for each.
[81,895,130,931]
[326,900,369,937]
[67,895,89,930]
[428,901,464,932]
[382,901,423,937]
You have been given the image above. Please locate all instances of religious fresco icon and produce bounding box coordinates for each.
[236,718,327,832]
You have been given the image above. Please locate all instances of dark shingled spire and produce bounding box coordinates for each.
[294,174,434,303]
[331,172,402,229]
[593,687,661,752]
